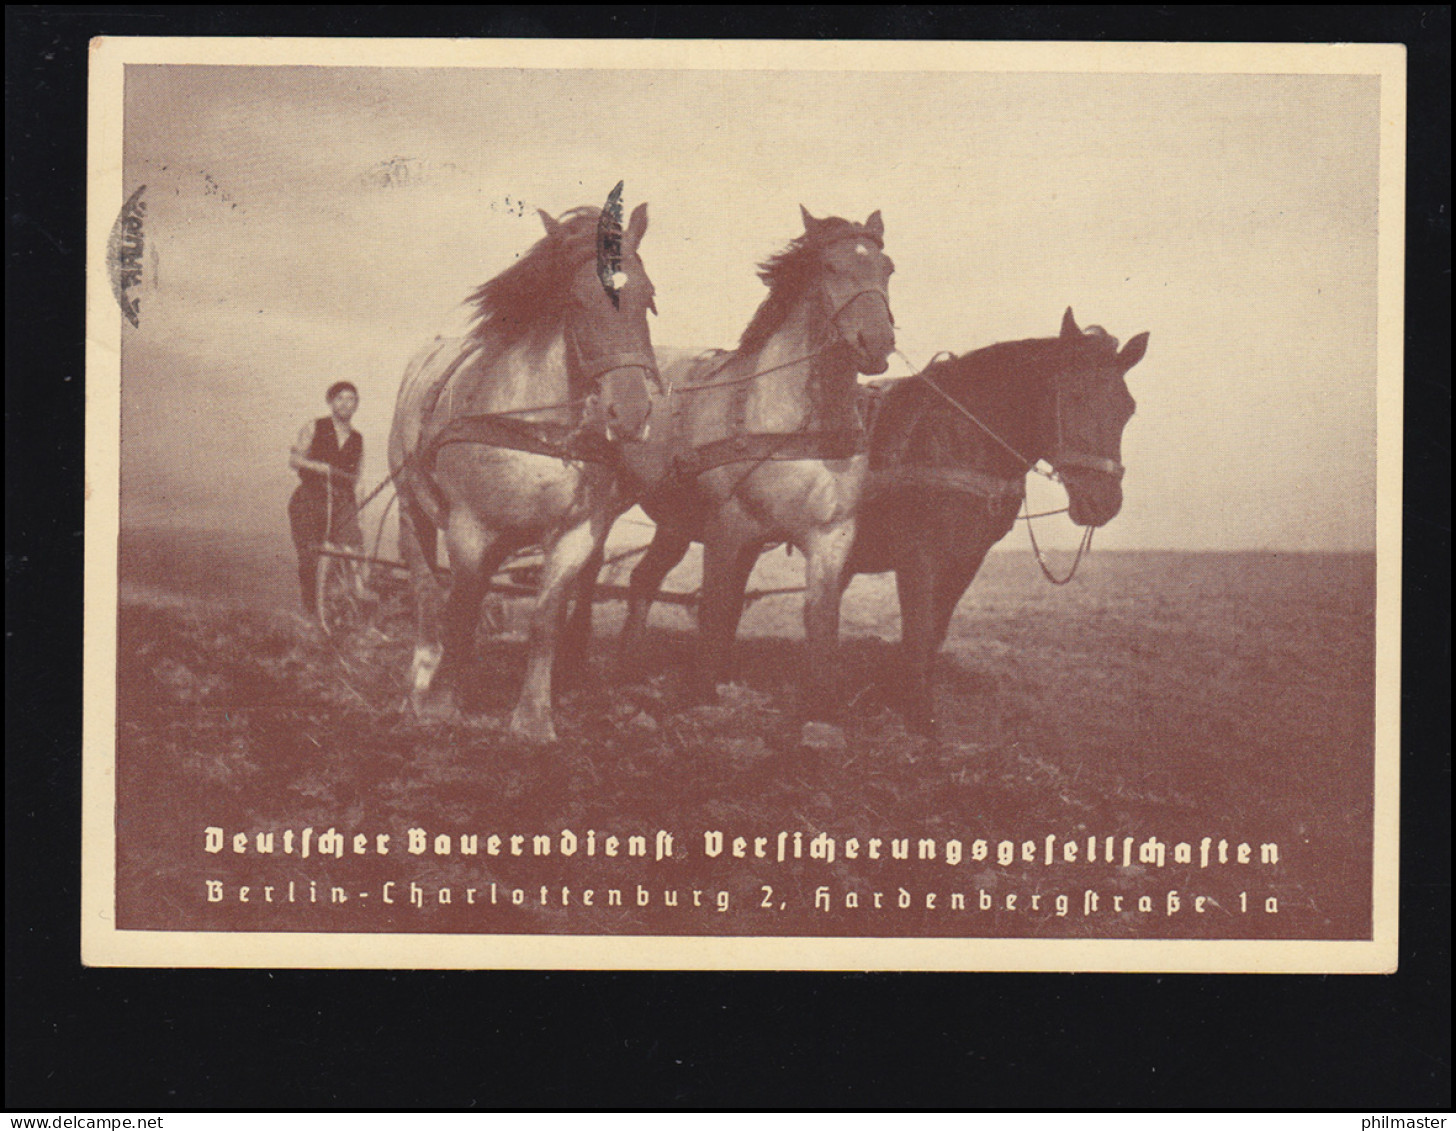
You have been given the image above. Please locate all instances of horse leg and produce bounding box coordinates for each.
[399,490,447,710]
[689,534,758,704]
[895,549,940,735]
[799,519,857,727]
[621,523,693,665]
[929,549,988,656]
[435,512,510,713]
[509,518,600,743]
[557,542,604,683]
[401,491,439,570]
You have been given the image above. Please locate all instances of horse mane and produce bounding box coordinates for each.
[737,217,873,353]
[871,336,1074,472]
[923,339,1048,395]
[871,326,1127,473]
[915,327,1119,396]
[463,207,602,350]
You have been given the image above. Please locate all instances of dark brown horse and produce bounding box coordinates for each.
[389,202,657,742]
[848,307,1147,731]
[581,207,896,746]
[618,307,1147,734]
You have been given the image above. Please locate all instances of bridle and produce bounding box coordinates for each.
[564,243,662,396]
[1048,380,1126,481]
[564,323,661,394]
[907,350,1125,485]
[819,229,895,359]
[897,347,1125,585]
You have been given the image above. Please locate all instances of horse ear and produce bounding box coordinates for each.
[1119,331,1150,370]
[864,210,884,240]
[624,201,649,251]
[538,209,561,237]
[1061,307,1080,339]
[799,204,820,231]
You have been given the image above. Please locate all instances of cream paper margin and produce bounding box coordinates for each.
[81,37,1405,971]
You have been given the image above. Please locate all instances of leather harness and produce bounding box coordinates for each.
[414,334,655,471]
[667,426,867,479]
[415,353,1103,509]
[427,413,618,468]
[865,463,1025,503]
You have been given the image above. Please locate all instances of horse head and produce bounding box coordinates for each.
[800,206,897,375]
[1048,307,1148,528]
[545,200,657,442]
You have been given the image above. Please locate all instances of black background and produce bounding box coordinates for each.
[7,5,1450,1110]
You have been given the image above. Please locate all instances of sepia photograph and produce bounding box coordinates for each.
[81,37,1404,970]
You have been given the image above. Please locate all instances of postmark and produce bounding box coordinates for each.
[107,184,146,327]
[83,38,1404,971]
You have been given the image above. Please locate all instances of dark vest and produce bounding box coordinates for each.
[299,417,363,493]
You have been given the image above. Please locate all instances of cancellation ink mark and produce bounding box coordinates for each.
[108,185,147,328]
[596,180,625,309]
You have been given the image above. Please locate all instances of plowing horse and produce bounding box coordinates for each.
[588,207,896,744]
[850,308,1147,731]
[620,307,1147,734]
[389,200,657,743]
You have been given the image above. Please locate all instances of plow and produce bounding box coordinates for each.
[313,490,802,640]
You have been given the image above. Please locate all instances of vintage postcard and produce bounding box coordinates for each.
[83,38,1404,970]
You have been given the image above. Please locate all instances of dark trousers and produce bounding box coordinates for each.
[288,485,362,613]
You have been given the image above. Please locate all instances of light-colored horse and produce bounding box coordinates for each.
[389,203,656,742]
[602,207,896,741]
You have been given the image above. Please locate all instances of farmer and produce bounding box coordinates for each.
[288,381,364,615]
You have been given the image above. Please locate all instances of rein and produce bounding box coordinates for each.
[895,349,1056,482]
[1026,513,1095,586]
[664,285,888,399]
[416,284,884,462]
[399,323,663,477]
[666,343,830,399]
[462,333,660,425]
[382,259,894,521]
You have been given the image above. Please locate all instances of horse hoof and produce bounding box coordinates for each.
[800,721,847,756]
[508,707,557,745]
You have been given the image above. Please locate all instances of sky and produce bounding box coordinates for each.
[119,63,1383,552]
